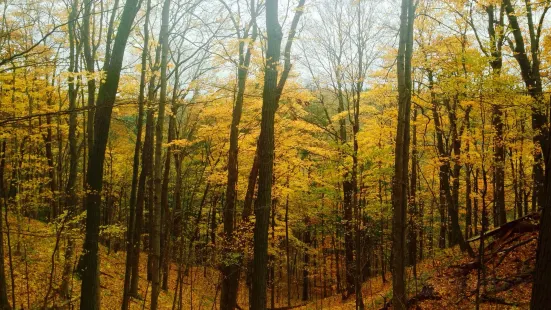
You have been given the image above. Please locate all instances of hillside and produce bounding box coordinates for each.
[2,215,218,309]
[3,213,538,309]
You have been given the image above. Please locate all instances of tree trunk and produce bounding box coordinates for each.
[531,125,551,308]
[285,194,291,307]
[465,164,472,239]
[503,0,547,210]
[61,0,79,299]
[0,141,11,310]
[220,2,258,307]
[474,169,479,236]
[391,0,414,308]
[250,1,282,308]
[343,180,355,298]
[484,3,507,227]
[492,104,506,226]
[82,0,96,154]
[302,226,311,302]
[407,108,418,266]
[429,79,471,254]
[150,0,170,307]
[79,0,141,308]
[161,110,176,291]
[123,0,151,305]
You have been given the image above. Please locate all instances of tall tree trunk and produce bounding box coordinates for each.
[270,198,276,309]
[503,0,548,210]
[378,179,386,284]
[61,0,79,298]
[285,193,291,307]
[466,160,473,239]
[79,0,141,308]
[246,1,305,307]
[131,108,154,296]
[429,82,471,254]
[407,107,418,266]
[449,101,472,253]
[302,224,311,302]
[492,104,506,226]
[123,0,151,305]
[150,0,170,307]
[83,0,96,154]
[528,0,551,300]
[531,116,551,308]
[220,1,258,307]
[391,0,414,308]
[428,72,447,249]
[0,141,11,310]
[481,3,507,227]
[144,11,163,285]
[474,169,479,236]
[352,6,365,307]
[343,180,355,298]
[161,109,176,291]
[250,1,282,308]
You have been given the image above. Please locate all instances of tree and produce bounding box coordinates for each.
[299,1,379,300]
[531,127,551,308]
[220,1,259,308]
[79,0,141,308]
[391,0,414,309]
[503,0,549,211]
[122,0,152,307]
[150,0,170,308]
[250,0,283,308]
[60,0,80,299]
[0,141,10,310]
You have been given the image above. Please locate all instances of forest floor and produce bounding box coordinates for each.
[300,236,535,310]
[2,214,536,309]
[2,214,219,309]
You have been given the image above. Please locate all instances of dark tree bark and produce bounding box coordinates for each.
[528,0,551,304]
[285,193,291,307]
[302,224,311,302]
[160,106,177,292]
[122,0,151,306]
[427,72,447,249]
[391,0,414,309]
[484,4,507,227]
[465,138,473,238]
[492,104,506,226]
[0,141,11,310]
[79,0,141,308]
[503,0,548,210]
[244,1,305,308]
[343,180,355,298]
[82,0,96,154]
[351,5,366,307]
[130,104,154,296]
[150,0,170,307]
[43,112,57,220]
[531,126,551,308]
[140,6,163,289]
[379,180,386,284]
[448,100,472,252]
[220,1,259,308]
[407,107,418,267]
[250,1,283,308]
[242,144,260,220]
[61,0,80,299]
[503,2,551,306]
[474,169,479,236]
[428,75,471,254]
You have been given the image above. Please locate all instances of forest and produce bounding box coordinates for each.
[0,0,551,309]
